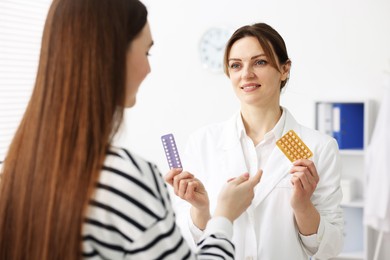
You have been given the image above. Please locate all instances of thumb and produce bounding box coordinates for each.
[230,172,250,185]
[249,169,263,186]
[164,168,182,184]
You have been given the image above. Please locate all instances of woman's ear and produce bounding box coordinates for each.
[281,59,291,81]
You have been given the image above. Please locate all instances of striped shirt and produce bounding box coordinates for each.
[82,146,235,259]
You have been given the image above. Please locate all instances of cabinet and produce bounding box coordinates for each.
[314,100,375,260]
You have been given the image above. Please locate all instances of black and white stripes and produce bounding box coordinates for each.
[82,146,234,260]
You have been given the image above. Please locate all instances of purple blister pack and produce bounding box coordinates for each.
[161,133,182,169]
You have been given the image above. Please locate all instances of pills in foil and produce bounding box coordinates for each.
[276,130,313,162]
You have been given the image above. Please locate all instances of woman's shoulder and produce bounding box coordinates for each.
[94,145,169,219]
[105,146,158,174]
[101,146,164,196]
[83,146,171,258]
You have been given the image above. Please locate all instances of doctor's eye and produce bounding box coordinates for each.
[229,63,241,69]
[255,59,267,66]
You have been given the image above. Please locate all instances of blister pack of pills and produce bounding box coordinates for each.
[161,133,182,169]
[276,130,313,162]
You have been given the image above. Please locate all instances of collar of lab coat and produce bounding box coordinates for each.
[220,107,299,149]
[235,108,287,144]
[219,107,303,208]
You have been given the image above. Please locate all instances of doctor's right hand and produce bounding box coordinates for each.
[214,169,263,223]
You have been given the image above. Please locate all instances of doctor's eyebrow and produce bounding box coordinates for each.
[228,54,266,62]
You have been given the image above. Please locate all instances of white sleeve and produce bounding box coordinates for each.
[309,138,344,259]
[299,215,325,254]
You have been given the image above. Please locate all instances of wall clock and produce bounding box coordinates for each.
[199,27,232,73]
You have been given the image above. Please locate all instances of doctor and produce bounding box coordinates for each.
[168,23,344,259]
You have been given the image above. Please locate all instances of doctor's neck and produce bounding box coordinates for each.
[240,104,282,145]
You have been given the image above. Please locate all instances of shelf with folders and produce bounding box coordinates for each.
[314,100,375,207]
[314,99,375,260]
[314,100,375,151]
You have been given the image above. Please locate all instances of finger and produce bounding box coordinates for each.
[227,177,236,182]
[229,172,250,185]
[173,174,183,192]
[302,168,318,187]
[290,165,307,173]
[187,180,198,192]
[293,159,315,169]
[249,169,263,186]
[178,179,190,198]
[291,175,304,190]
[295,171,311,190]
[293,159,314,172]
[180,171,195,180]
[164,168,182,185]
[290,166,312,183]
[185,181,199,201]
[173,171,195,191]
[292,160,319,183]
[307,161,319,183]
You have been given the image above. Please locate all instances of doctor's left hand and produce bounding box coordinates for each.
[289,159,319,212]
[289,159,321,236]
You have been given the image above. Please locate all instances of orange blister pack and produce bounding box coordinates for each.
[276,130,313,162]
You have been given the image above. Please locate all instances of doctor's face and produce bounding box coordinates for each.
[227,36,289,108]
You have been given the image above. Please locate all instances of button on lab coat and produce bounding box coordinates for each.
[174,108,344,260]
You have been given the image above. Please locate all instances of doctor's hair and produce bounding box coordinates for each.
[0,0,147,259]
[223,23,290,90]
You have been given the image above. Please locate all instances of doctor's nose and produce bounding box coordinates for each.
[242,66,255,79]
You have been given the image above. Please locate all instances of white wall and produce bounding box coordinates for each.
[115,0,390,172]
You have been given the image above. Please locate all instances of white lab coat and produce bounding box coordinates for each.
[175,108,344,260]
[364,85,390,232]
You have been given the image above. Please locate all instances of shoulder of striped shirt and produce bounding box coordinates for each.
[104,145,166,198]
[106,145,159,175]
[108,145,143,163]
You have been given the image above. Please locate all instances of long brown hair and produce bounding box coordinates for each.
[0,0,147,259]
[223,23,290,90]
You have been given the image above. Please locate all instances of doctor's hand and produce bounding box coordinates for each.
[289,159,319,211]
[214,169,263,223]
[289,159,321,236]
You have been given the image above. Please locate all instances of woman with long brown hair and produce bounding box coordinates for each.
[0,0,262,259]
